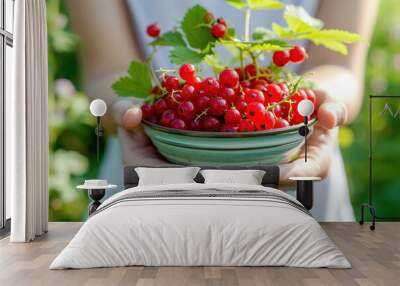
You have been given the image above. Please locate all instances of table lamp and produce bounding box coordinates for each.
[89,99,107,161]
[297,99,315,162]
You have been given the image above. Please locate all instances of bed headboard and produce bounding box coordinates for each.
[124,165,280,189]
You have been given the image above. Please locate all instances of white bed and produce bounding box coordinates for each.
[50,183,350,269]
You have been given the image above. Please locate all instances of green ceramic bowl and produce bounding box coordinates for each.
[143,119,315,166]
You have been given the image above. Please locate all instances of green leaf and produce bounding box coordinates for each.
[248,0,284,9]
[112,61,152,98]
[308,29,361,43]
[169,46,205,64]
[225,0,247,9]
[227,27,236,38]
[181,5,216,50]
[272,23,296,38]
[311,39,348,55]
[284,5,323,33]
[149,31,186,47]
[252,27,275,41]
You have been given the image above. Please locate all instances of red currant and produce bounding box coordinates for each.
[217,17,227,27]
[146,23,160,37]
[211,23,226,38]
[154,98,168,115]
[170,118,187,130]
[235,99,248,114]
[240,80,251,89]
[188,119,202,131]
[141,103,154,119]
[239,119,255,132]
[219,69,239,88]
[272,105,284,118]
[209,97,228,116]
[151,86,161,95]
[178,101,195,120]
[194,94,210,112]
[275,118,290,129]
[220,87,237,103]
[202,116,221,131]
[147,115,158,124]
[244,64,257,78]
[160,109,177,127]
[245,89,265,103]
[265,84,283,103]
[181,84,196,101]
[179,64,196,81]
[165,92,183,110]
[187,76,201,88]
[234,67,245,80]
[272,50,290,67]
[278,82,290,96]
[224,108,242,124]
[246,102,266,120]
[201,77,220,97]
[289,45,306,63]
[221,124,239,132]
[162,75,180,91]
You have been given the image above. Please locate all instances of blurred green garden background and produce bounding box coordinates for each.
[47,0,400,221]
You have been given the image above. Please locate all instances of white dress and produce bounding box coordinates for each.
[99,0,355,221]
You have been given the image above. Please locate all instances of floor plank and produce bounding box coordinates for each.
[0,222,399,286]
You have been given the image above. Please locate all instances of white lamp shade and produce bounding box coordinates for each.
[89,99,107,117]
[297,99,314,117]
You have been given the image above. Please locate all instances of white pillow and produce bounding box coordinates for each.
[135,167,200,186]
[200,169,266,185]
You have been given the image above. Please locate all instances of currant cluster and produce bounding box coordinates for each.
[141,62,316,132]
[203,12,228,38]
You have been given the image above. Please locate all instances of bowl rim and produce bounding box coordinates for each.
[142,118,317,138]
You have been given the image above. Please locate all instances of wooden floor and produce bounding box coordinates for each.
[0,222,399,286]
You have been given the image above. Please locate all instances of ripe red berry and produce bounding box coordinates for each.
[235,99,248,114]
[220,87,237,103]
[246,102,266,120]
[211,23,226,38]
[265,84,283,103]
[165,92,183,110]
[147,115,158,124]
[178,101,195,120]
[160,109,177,127]
[209,97,228,116]
[151,86,161,95]
[187,76,201,88]
[219,69,239,88]
[239,119,255,132]
[194,94,210,112]
[289,45,306,63]
[154,98,168,115]
[224,108,242,124]
[217,17,227,27]
[181,84,196,101]
[141,103,154,119]
[221,124,239,132]
[170,118,187,130]
[201,77,220,97]
[146,23,160,37]
[202,116,221,131]
[245,89,265,103]
[272,50,290,67]
[244,64,257,78]
[234,67,245,80]
[162,75,180,91]
[203,12,215,24]
[272,105,284,118]
[275,118,290,129]
[188,119,202,131]
[179,64,196,81]
[263,111,276,129]
[278,82,290,96]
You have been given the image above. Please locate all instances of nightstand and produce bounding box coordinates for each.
[77,180,117,215]
[289,177,321,210]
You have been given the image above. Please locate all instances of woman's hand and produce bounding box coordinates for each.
[279,90,348,184]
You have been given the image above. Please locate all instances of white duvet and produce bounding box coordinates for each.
[50,183,350,269]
